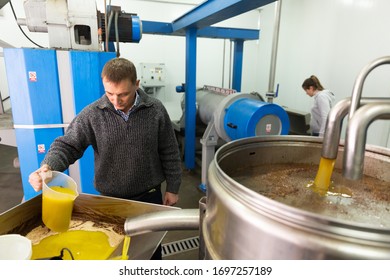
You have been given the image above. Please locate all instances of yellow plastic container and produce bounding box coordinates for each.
[42,171,79,232]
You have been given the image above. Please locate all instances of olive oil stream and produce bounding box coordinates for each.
[307,157,352,197]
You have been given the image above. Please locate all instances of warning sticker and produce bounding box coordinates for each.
[37,144,45,154]
[29,71,37,82]
[266,124,272,133]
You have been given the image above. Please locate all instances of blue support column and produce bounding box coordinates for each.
[232,40,244,92]
[184,28,197,169]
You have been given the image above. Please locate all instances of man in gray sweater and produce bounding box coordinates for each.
[29,57,181,205]
[29,57,182,259]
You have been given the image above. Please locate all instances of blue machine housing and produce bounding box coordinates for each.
[4,48,64,200]
[224,98,290,140]
[4,48,115,200]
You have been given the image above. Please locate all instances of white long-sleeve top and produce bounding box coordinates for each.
[310,89,335,136]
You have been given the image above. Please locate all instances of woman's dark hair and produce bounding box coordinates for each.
[302,75,324,91]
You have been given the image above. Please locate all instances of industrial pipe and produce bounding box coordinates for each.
[124,209,199,237]
[267,0,282,102]
[322,97,390,160]
[349,56,390,118]
[343,103,390,180]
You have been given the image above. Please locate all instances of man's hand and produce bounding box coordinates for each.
[28,164,52,192]
[164,192,179,206]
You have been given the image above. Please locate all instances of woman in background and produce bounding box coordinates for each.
[302,75,335,136]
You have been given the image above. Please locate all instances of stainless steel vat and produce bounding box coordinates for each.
[204,135,390,259]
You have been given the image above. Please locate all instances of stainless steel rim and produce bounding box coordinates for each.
[212,135,390,242]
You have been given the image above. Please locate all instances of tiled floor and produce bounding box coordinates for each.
[0,138,205,260]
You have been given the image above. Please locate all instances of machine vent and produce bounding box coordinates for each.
[162,236,199,257]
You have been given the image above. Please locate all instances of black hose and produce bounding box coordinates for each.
[9,1,44,48]
[106,11,114,51]
[115,11,120,57]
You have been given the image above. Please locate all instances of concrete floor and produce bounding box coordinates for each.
[0,144,24,213]
[0,141,205,260]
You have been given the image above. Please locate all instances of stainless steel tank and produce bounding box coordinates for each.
[203,136,390,259]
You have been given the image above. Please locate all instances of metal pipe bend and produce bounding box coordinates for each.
[343,103,390,180]
[349,56,390,119]
[322,98,390,159]
[124,209,199,236]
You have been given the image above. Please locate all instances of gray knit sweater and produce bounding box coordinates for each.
[42,89,182,198]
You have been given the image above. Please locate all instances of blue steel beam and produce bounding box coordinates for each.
[172,0,276,31]
[184,28,197,170]
[142,20,259,41]
[142,21,173,34]
[198,26,259,40]
[232,40,244,92]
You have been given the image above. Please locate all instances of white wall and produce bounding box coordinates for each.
[1,0,390,147]
[258,0,390,147]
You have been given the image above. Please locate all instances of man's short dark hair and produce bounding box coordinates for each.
[101,58,137,84]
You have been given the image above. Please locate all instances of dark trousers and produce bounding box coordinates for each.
[134,185,163,260]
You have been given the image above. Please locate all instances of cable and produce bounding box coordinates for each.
[60,248,75,260]
[9,1,44,48]
[114,10,120,57]
[104,0,113,52]
[104,0,108,51]
[107,11,114,52]
[221,39,226,88]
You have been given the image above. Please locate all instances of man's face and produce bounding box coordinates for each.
[103,77,140,112]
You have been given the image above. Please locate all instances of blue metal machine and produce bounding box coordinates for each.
[174,85,290,192]
[4,48,115,200]
[224,98,290,139]
[2,0,146,200]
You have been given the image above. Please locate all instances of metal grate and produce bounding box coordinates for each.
[162,236,199,257]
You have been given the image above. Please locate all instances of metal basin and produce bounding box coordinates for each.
[204,135,390,259]
[0,193,178,260]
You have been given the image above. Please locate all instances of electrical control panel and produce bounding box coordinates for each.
[139,63,165,87]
